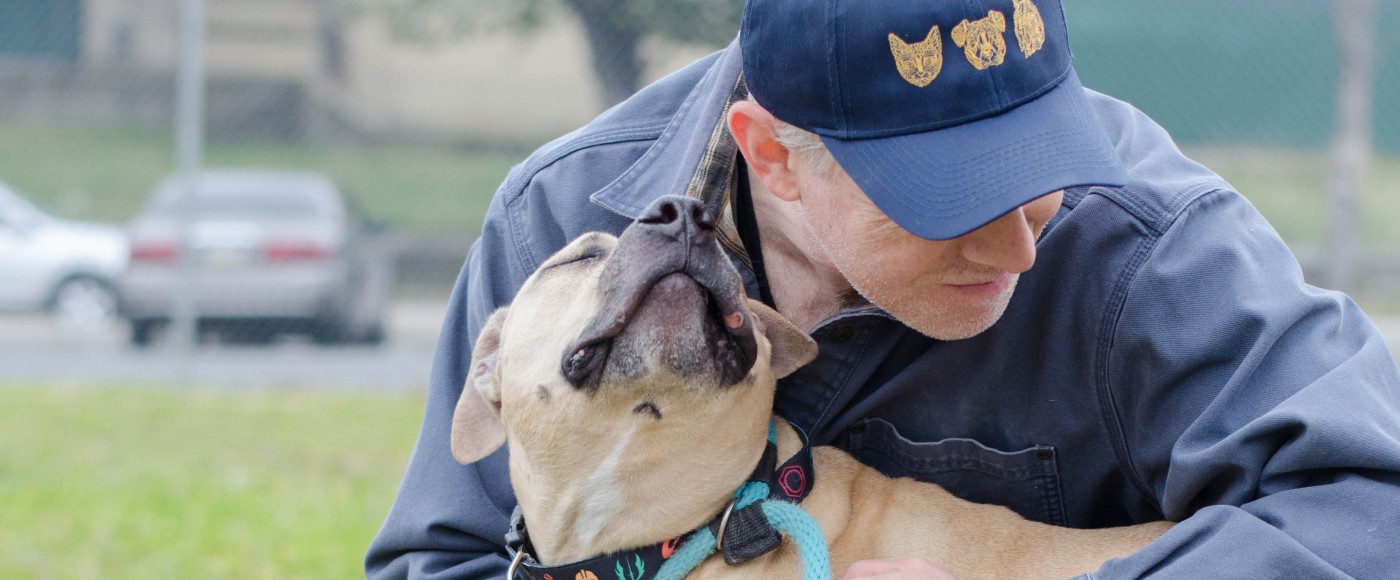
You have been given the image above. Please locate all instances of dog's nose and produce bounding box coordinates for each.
[635,196,716,244]
[564,193,757,389]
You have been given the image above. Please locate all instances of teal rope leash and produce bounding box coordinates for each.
[760,501,830,578]
[654,424,830,580]
[654,527,716,580]
[654,492,830,579]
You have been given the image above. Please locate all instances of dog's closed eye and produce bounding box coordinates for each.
[542,245,606,272]
[632,401,662,421]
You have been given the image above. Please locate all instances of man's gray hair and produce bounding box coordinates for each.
[749,96,839,177]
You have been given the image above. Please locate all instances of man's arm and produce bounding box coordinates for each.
[364,196,528,578]
[365,147,643,577]
[1096,189,1400,578]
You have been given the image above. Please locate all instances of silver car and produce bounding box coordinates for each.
[0,181,128,330]
[119,170,392,346]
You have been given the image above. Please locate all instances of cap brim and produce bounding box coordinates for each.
[820,70,1126,241]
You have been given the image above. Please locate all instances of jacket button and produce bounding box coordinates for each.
[828,326,854,343]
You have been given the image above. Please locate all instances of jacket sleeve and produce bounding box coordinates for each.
[364,171,537,579]
[1094,189,1400,578]
[364,148,639,578]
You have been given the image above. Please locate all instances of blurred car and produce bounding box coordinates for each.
[119,170,392,346]
[0,181,128,330]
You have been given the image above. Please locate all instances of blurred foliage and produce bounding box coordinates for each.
[0,384,424,579]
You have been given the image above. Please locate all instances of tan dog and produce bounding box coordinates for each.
[451,196,1171,578]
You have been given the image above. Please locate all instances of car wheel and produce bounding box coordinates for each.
[50,276,120,331]
[130,319,161,347]
[311,313,350,345]
[355,322,386,346]
[219,321,282,346]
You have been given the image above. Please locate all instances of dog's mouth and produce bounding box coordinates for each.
[561,197,757,390]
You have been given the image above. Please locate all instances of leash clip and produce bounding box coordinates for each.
[505,548,526,580]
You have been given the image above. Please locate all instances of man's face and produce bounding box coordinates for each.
[793,160,1061,341]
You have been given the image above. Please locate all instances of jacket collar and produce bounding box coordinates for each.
[589,39,746,224]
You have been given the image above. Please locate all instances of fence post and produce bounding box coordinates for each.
[1325,0,1377,293]
[170,0,207,363]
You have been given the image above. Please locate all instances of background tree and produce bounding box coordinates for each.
[355,0,743,108]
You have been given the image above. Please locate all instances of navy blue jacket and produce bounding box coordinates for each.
[367,43,1400,579]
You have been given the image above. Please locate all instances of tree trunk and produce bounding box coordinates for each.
[566,0,644,109]
[1325,0,1377,292]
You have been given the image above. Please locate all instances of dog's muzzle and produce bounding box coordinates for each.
[562,196,758,389]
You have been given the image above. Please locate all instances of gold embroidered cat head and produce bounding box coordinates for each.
[951,10,1007,71]
[1012,0,1046,58]
[888,26,943,88]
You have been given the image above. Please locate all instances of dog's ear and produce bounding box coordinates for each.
[951,20,969,47]
[748,300,818,379]
[451,307,509,464]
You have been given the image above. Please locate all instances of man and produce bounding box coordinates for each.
[368,0,1400,577]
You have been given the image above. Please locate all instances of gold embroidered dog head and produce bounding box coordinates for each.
[1012,0,1046,58]
[951,10,1007,71]
[888,25,943,88]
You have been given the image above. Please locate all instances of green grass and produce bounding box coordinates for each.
[1186,146,1400,245]
[3,121,1398,247]
[0,122,521,236]
[0,383,426,579]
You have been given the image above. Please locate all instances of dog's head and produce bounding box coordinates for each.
[450,196,816,551]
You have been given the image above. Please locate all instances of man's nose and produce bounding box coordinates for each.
[634,195,716,247]
[958,206,1038,274]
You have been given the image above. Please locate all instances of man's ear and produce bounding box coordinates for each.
[451,308,509,464]
[728,100,801,202]
[747,300,818,379]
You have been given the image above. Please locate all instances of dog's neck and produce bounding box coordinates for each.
[512,418,805,565]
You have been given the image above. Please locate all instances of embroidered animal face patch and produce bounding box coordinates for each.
[1012,0,1046,58]
[951,10,1007,70]
[889,25,943,87]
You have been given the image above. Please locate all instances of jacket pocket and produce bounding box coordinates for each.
[842,417,1068,526]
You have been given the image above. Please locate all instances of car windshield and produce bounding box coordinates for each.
[0,184,51,230]
[149,181,326,220]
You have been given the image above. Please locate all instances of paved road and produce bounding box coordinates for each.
[3,302,1399,390]
[0,301,449,390]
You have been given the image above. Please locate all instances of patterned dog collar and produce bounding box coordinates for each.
[505,423,816,580]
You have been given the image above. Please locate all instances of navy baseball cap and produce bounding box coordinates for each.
[741,0,1126,240]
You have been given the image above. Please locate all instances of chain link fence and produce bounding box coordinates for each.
[1,0,1396,382]
[1071,0,1400,150]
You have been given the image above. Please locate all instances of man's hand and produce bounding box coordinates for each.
[841,558,960,579]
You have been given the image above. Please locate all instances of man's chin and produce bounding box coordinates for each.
[890,279,1018,341]
[918,315,1003,341]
